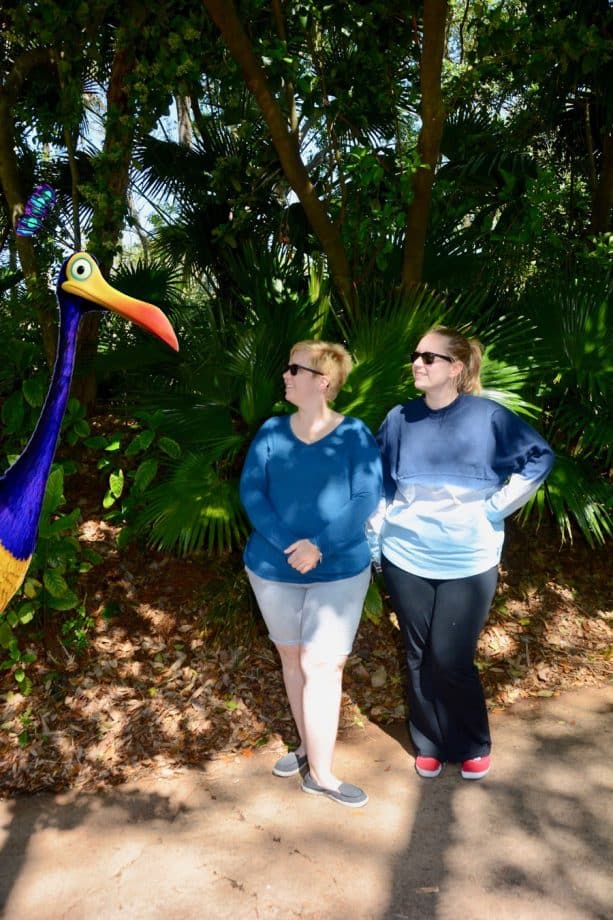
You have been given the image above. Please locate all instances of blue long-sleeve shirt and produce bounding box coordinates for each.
[240,415,382,583]
[369,394,555,579]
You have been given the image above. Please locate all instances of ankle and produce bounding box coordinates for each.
[309,770,340,791]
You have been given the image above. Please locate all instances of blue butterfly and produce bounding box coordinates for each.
[15,184,57,237]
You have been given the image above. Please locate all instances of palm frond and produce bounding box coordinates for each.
[337,283,447,430]
[520,455,612,547]
[135,454,248,556]
[552,397,613,465]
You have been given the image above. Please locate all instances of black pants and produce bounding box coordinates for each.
[382,557,498,762]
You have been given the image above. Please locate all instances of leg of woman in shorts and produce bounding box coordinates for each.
[247,567,371,790]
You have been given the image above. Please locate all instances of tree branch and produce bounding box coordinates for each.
[202,0,355,311]
[401,0,448,288]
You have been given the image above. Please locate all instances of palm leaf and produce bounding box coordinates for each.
[136,454,249,556]
[521,455,612,547]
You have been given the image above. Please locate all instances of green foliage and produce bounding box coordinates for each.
[83,408,185,548]
[512,274,613,543]
[525,455,612,547]
[1,466,101,693]
[2,0,610,595]
[96,248,601,558]
[99,245,328,555]
[0,305,46,434]
[0,0,609,699]
[362,576,384,625]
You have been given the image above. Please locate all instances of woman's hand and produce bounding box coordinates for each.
[284,539,322,574]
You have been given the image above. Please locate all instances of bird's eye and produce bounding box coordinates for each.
[69,256,93,281]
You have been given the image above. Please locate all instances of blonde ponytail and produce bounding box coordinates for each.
[429,326,483,394]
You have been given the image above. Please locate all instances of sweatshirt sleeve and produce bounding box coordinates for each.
[484,407,555,522]
[310,426,383,559]
[375,410,399,503]
[364,411,397,566]
[239,424,299,551]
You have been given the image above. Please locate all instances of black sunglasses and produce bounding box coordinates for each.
[410,350,454,365]
[283,363,325,377]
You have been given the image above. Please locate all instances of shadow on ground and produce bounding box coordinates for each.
[1,685,611,919]
[382,687,612,918]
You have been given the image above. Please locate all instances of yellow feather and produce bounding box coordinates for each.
[0,541,31,614]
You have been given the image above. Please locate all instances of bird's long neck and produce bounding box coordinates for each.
[0,299,81,559]
[22,299,81,478]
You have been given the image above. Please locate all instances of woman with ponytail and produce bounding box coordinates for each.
[368,327,554,781]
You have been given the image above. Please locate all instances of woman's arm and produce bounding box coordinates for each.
[485,408,555,522]
[239,425,299,551]
[376,411,399,503]
[309,429,383,559]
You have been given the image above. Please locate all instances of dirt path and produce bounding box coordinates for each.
[1,684,611,919]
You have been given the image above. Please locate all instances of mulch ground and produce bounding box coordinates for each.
[1,508,611,797]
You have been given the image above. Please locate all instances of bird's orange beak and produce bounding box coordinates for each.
[61,253,179,351]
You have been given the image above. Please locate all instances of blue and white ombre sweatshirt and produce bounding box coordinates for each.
[240,415,382,583]
[369,394,555,579]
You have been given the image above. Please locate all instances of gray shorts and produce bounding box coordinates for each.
[245,566,371,656]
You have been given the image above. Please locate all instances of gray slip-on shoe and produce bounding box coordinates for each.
[272,751,308,777]
[301,771,368,808]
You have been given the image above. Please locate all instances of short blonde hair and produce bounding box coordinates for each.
[427,326,483,395]
[290,340,353,400]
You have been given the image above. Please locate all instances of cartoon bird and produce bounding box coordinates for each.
[0,252,179,613]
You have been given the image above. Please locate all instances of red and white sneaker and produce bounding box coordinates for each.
[415,755,443,778]
[461,755,491,780]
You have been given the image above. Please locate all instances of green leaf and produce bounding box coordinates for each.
[73,419,91,438]
[109,469,125,498]
[0,621,14,648]
[41,468,64,517]
[103,490,117,509]
[116,526,135,550]
[23,579,41,599]
[45,590,79,611]
[22,375,46,408]
[18,605,35,625]
[67,397,82,416]
[126,429,156,455]
[363,580,383,624]
[133,458,158,493]
[84,435,109,450]
[43,570,70,598]
[40,508,81,538]
[157,436,181,458]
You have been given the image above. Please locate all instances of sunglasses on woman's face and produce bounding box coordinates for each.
[410,351,453,365]
[283,363,325,377]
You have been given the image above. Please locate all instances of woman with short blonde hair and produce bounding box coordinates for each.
[289,340,353,400]
[240,340,382,808]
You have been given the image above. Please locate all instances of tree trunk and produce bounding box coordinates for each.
[75,7,147,406]
[176,95,193,147]
[202,0,355,312]
[591,129,613,236]
[0,49,59,367]
[401,0,448,288]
